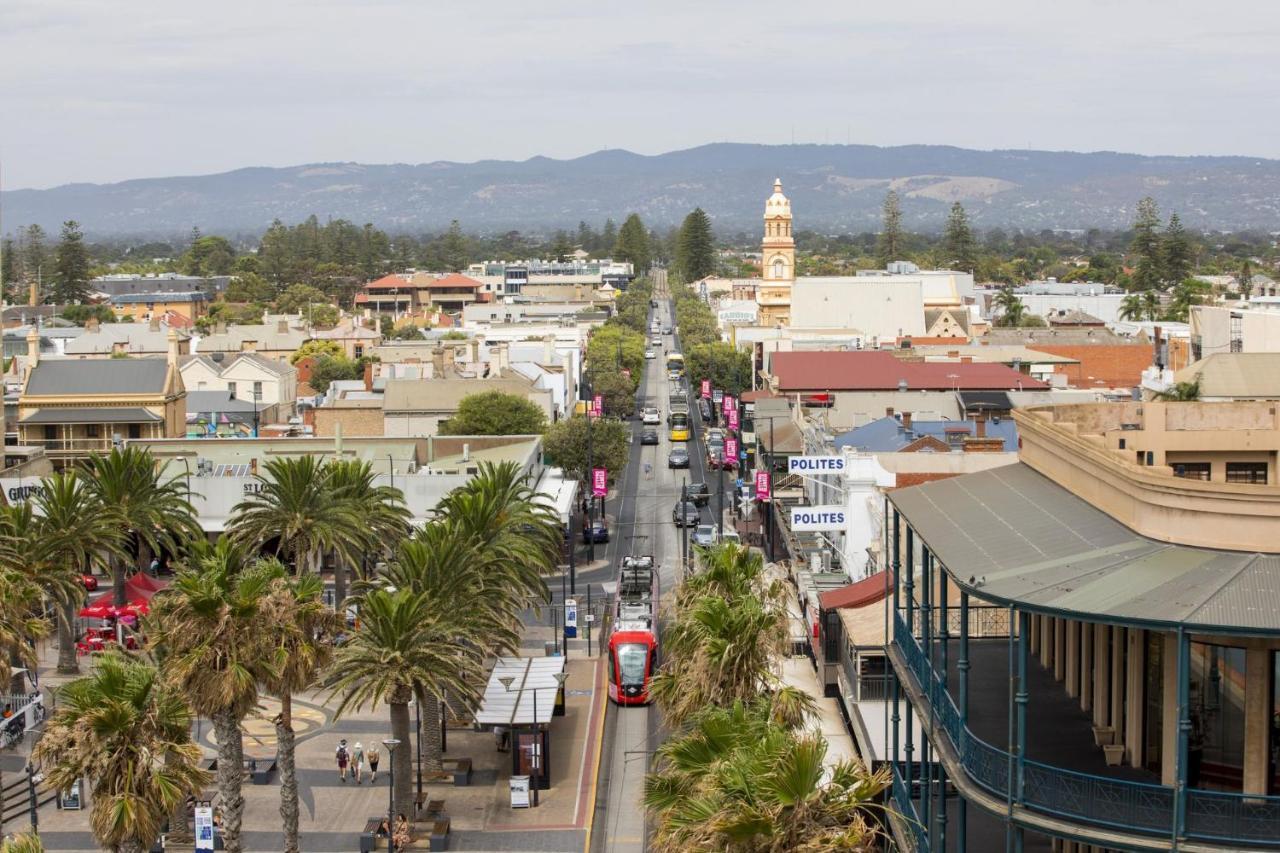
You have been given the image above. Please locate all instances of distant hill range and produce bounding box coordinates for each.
[6,143,1280,237]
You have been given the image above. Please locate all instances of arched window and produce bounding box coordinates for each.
[773,258,786,278]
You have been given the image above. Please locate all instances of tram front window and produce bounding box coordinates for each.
[617,643,649,685]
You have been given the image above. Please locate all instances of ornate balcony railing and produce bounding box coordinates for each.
[891,609,1280,847]
[891,762,928,852]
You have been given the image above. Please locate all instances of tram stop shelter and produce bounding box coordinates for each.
[474,657,568,792]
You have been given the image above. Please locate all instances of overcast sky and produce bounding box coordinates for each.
[4,0,1278,189]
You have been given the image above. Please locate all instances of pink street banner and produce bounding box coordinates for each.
[591,395,603,417]
[755,470,771,501]
[727,406,740,430]
[722,394,735,416]
[725,437,739,459]
[700,379,711,399]
[592,467,608,497]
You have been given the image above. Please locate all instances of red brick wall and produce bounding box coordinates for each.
[1031,344,1153,389]
[889,472,962,490]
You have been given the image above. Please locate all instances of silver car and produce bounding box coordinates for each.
[691,524,717,547]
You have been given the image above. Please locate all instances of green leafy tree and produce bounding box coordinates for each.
[600,218,618,253]
[439,390,548,435]
[32,653,209,853]
[275,283,330,315]
[876,189,904,266]
[614,213,651,274]
[549,230,575,262]
[61,303,117,325]
[543,415,630,485]
[182,235,235,276]
[1130,196,1163,291]
[590,369,637,418]
[1155,376,1201,401]
[53,220,92,303]
[307,355,359,393]
[1162,213,1193,285]
[438,220,471,272]
[289,338,344,364]
[674,208,715,282]
[1165,277,1210,322]
[685,342,751,397]
[225,272,275,303]
[993,286,1029,327]
[1119,293,1145,322]
[943,203,977,273]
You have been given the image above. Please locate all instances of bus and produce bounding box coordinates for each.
[607,555,660,705]
[665,352,685,377]
[669,411,690,442]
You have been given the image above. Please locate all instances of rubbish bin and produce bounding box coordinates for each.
[509,775,531,809]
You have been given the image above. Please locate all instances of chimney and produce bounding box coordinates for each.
[469,339,480,364]
[149,315,161,332]
[216,320,227,335]
[543,335,556,364]
[960,356,973,364]
[432,346,446,379]
[167,329,180,368]
[363,360,374,392]
[901,411,912,430]
[1153,325,1164,370]
[975,412,987,438]
[26,328,39,370]
[885,407,895,418]
[86,317,100,332]
[277,319,289,334]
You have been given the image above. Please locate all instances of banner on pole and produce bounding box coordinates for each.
[700,379,711,399]
[754,470,771,501]
[592,468,608,497]
[727,406,739,430]
[722,394,735,416]
[591,395,603,417]
[725,437,738,459]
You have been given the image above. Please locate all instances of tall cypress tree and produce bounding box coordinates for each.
[0,237,17,304]
[614,213,651,274]
[53,220,92,304]
[23,225,48,294]
[943,202,977,273]
[876,190,904,266]
[674,207,715,282]
[1129,196,1162,291]
[1161,212,1192,285]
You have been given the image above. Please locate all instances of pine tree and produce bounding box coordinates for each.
[614,214,651,274]
[550,230,575,262]
[23,225,48,296]
[1161,213,1192,286]
[438,220,470,272]
[1,237,17,304]
[1129,196,1162,291]
[876,190,904,266]
[674,207,715,282]
[601,219,618,255]
[52,221,92,304]
[943,202,977,273]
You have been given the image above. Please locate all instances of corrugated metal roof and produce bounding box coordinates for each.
[889,463,1280,634]
[770,351,1048,392]
[473,657,565,726]
[25,359,171,396]
[20,406,164,424]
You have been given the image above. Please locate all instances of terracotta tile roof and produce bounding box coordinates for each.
[770,351,1047,392]
[363,275,411,291]
[422,273,483,290]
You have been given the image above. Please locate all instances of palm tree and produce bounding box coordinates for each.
[32,653,208,853]
[260,569,341,853]
[326,588,482,822]
[230,455,361,577]
[324,458,410,610]
[33,472,122,674]
[993,286,1027,327]
[1155,377,1201,401]
[1119,292,1144,322]
[1141,288,1161,321]
[0,833,44,853]
[80,447,200,607]
[146,538,283,853]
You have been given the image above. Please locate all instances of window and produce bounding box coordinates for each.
[252,381,263,400]
[197,381,207,390]
[772,259,786,278]
[86,424,100,439]
[1173,462,1211,481]
[127,424,141,440]
[353,344,364,359]
[227,381,237,398]
[1226,462,1267,484]
[43,425,56,441]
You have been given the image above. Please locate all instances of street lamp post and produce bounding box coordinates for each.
[382,737,401,830]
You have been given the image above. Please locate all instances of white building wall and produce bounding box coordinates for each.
[790,278,925,340]
[1017,293,1127,325]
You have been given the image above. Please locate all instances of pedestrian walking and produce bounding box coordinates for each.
[367,746,380,783]
[335,739,349,783]
[352,741,365,784]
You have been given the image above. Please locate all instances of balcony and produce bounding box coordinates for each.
[890,610,1280,849]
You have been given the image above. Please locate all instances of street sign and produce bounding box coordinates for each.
[592,468,608,497]
[591,395,603,417]
[755,470,771,501]
[564,598,578,639]
[791,505,848,532]
[585,613,596,623]
[700,379,711,399]
[788,455,846,474]
[712,389,723,404]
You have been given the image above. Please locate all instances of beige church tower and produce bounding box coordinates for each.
[757,178,795,326]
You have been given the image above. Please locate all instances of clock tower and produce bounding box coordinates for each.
[758,178,795,326]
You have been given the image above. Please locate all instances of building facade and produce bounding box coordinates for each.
[883,401,1280,852]
[757,179,796,327]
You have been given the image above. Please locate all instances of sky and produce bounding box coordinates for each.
[4,0,1279,189]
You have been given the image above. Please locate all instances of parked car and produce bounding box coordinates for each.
[668,447,690,468]
[691,524,718,547]
[698,399,712,422]
[707,448,723,470]
[720,530,741,547]
[641,428,660,445]
[672,500,701,527]
[686,482,711,507]
[644,350,656,360]
[642,406,661,425]
[582,520,609,543]
[706,428,725,444]
[663,326,673,334]
[650,337,662,349]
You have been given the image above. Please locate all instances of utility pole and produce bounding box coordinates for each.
[717,461,725,537]
[585,396,594,563]
[681,479,689,577]
[767,417,776,562]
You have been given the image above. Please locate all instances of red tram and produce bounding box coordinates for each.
[607,555,660,705]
